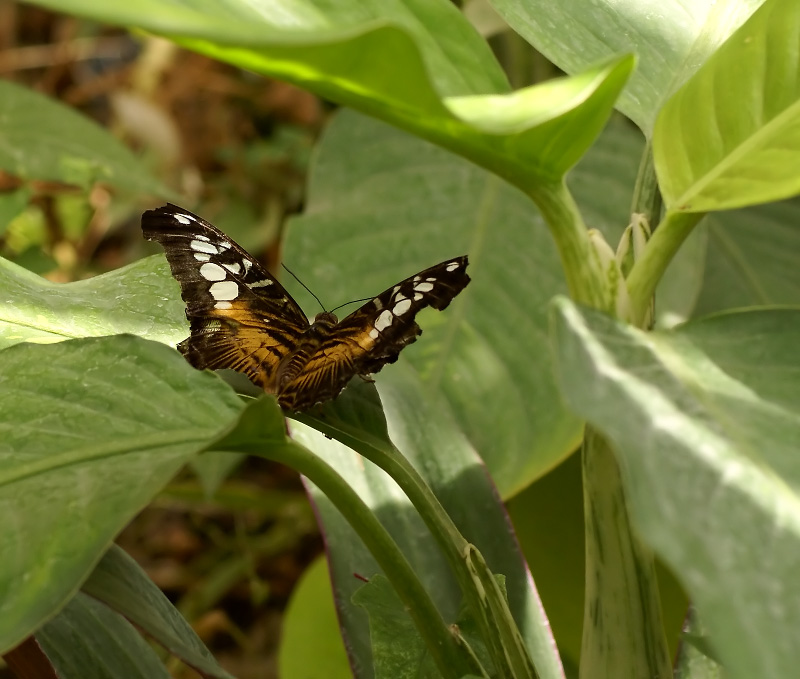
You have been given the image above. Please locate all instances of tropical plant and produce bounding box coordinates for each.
[1,1,799,678]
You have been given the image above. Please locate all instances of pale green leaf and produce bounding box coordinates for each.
[490,0,763,135]
[25,0,632,190]
[0,255,185,350]
[553,301,800,679]
[278,556,351,679]
[655,0,800,211]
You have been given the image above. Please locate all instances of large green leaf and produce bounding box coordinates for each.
[25,0,632,191]
[654,0,800,211]
[693,198,800,315]
[552,301,800,679]
[289,379,562,679]
[0,80,168,197]
[0,335,243,652]
[0,255,185,350]
[286,109,581,493]
[490,0,763,136]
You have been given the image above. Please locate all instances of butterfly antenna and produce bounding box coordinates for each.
[329,297,373,314]
[282,263,327,312]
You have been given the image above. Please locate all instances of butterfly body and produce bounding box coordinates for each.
[142,204,470,411]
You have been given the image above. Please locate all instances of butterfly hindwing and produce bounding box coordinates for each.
[277,257,470,410]
[142,204,309,392]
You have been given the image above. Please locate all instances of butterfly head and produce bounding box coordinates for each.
[311,311,339,327]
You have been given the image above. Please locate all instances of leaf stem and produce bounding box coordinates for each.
[211,401,481,679]
[580,427,672,679]
[626,209,704,325]
[527,179,610,312]
[297,415,538,679]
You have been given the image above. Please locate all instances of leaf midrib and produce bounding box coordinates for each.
[0,429,210,488]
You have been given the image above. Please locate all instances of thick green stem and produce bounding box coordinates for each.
[527,179,610,312]
[250,441,481,679]
[580,427,672,679]
[293,415,537,679]
[626,210,703,325]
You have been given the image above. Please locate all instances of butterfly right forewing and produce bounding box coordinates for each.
[142,204,310,393]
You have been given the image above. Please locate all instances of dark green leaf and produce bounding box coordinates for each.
[82,545,234,679]
[36,592,169,679]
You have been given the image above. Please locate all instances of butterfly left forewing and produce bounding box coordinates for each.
[278,256,470,410]
[142,204,310,393]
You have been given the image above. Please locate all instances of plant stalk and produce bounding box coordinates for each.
[249,440,481,679]
[626,209,703,325]
[295,415,538,679]
[580,427,672,679]
[527,179,611,312]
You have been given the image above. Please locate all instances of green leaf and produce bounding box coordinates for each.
[0,80,168,197]
[0,335,243,652]
[25,0,631,191]
[278,556,351,679]
[81,545,234,679]
[290,378,563,679]
[490,0,762,135]
[655,0,800,211]
[693,198,800,315]
[552,301,800,679]
[0,255,186,350]
[287,110,582,494]
[351,575,436,679]
[36,593,170,679]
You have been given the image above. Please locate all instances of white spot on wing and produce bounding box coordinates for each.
[393,292,407,302]
[193,233,210,241]
[200,262,226,281]
[426,277,436,282]
[393,299,412,315]
[243,259,252,273]
[250,279,273,288]
[209,280,238,301]
[446,261,460,272]
[414,282,434,293]
[414,293,423,301]
[375,309,393,332]
[373,298,383,310]
[174,214,192,225]
[193,253,211,262]
[369,328,379,340]
[413,276,421,282]
[217,241,232,250]
[214,301,232,309]
[191,240,218,255]
[223,262,242,275]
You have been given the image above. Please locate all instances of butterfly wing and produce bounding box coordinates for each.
[142,204,309,392]
[278,256,470,410]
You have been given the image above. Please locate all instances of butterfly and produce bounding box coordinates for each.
[142,204,470,411]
